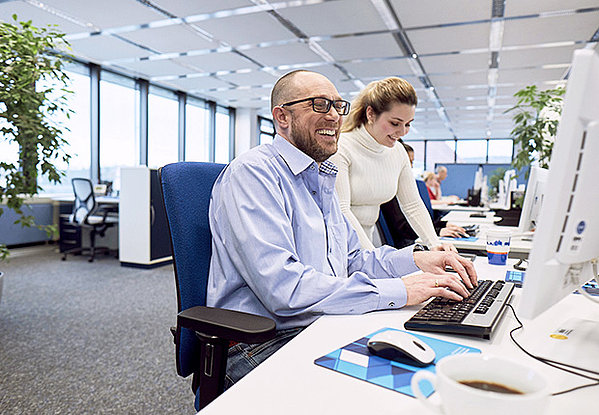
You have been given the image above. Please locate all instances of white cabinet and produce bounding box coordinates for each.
[119,167,172,268]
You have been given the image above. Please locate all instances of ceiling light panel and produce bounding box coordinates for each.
[408,23,491,54]
[277,0,386,37]
[390,0,490,27]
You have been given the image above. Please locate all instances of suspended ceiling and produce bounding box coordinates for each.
[1,0,598,140]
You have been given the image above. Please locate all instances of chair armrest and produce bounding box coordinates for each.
[178,306,276,344]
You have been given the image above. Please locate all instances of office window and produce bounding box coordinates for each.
[425,140,455,171]
[214,106,231,163]
[148,86,179,168]
[38,65,91,193]
[259,116,275,145]
[185,97,210,161]
[0,118,19,188]
[100,71,139,191]
[456,140,487,163]
[487,139,513,163]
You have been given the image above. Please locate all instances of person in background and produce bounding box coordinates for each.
[380,145,468,248]
[424,171,441,202]
[329,77,455,251]
[207,70,477,387]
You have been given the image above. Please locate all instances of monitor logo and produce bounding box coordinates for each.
[576,221,585,234]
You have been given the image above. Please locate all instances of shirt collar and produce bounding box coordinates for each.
[273,134,337,177]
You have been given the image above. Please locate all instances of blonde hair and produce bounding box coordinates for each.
[342,77,417,132]
[422,171,436,182]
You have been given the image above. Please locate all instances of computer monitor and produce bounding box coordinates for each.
[518,49,599,320]
[516,166,548,234]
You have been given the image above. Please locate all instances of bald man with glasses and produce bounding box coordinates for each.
[207,70,477,387]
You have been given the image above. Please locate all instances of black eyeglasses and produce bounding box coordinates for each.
[281,97,351,116]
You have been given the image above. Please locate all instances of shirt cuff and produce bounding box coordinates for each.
[372,277,408,309]
[392,244,420,276]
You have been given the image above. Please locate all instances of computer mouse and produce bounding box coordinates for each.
[367,330,435,366]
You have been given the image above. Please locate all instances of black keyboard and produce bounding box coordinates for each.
[404,280,515,339]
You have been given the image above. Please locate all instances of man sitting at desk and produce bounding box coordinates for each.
[207,70,477,388]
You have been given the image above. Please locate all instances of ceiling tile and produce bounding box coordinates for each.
[502,12,599,47]
[342,59,414,79]
[391,0,491,27]
[42,0,164,29]
[69,35,150,61]
[408,22,491,54]
[0,1,86,33]
[150,0,253,17]
[117,59,197,77]
[429,71,488,87]
[420,52,489,74]
[195,12,295,47]
[118,24,217,54]
[505,0,599,16]
[499,45,579,69]
[277,0,385,37]
[318,33,403,61]
[242,42,323,67]
[178,51,259,73]
[218,71,278,87]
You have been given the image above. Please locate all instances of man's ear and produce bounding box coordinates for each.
[272,107,290,129]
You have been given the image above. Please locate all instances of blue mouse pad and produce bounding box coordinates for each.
[314,328,480,398]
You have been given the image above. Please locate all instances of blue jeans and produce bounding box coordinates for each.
[224,327,303,389]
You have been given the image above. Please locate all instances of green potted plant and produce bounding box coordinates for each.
[0,14,72,260]
[504,85,565,172]
[503,85,565,207]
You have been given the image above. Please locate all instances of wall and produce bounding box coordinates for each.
[435,163,529,199]
[234,108,258,158]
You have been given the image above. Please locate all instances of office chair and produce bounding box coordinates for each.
[159,162,276,411]
[377,180,439,249]
[62,178,118,262]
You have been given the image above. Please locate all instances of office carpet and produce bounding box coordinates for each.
[0,246,196,414]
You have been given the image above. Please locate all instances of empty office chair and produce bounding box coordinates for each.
[62,178,118,262]
[159,162,276,411]
[415,179,434,220]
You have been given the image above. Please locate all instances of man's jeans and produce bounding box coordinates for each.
[224,327,303,389]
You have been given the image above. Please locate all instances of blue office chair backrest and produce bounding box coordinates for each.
[159,162,226,378]
[416,179,434,220]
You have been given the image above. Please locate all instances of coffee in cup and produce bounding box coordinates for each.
[410,353,549,415]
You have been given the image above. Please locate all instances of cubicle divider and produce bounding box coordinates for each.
[433,163,529,199]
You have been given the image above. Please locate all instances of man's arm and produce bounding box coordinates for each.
[210,161,410,317]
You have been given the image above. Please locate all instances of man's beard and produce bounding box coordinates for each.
[289,117,338,163]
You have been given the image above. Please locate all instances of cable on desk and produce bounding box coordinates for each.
[512,258,527,271]
[506,304,599,396]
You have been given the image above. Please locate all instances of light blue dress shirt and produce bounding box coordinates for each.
[207,135,420,329]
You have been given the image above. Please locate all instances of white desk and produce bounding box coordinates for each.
[199,260,597,414]
[432,203,489,212]
[441,210,499,224]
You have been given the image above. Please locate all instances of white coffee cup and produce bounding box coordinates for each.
[411,353,549,415]
[486,228,512,265]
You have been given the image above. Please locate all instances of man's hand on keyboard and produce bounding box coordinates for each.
[413,250,478,289]
[402,272,470,306]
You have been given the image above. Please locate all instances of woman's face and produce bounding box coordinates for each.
[365,102,415,148]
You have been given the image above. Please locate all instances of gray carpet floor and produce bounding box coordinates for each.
[0,246,196,414]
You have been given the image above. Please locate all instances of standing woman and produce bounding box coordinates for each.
[330,77,453,251]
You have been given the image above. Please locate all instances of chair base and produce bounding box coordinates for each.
[61,246,115,262]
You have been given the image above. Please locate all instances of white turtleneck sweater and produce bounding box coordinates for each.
[329,125,440,250]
